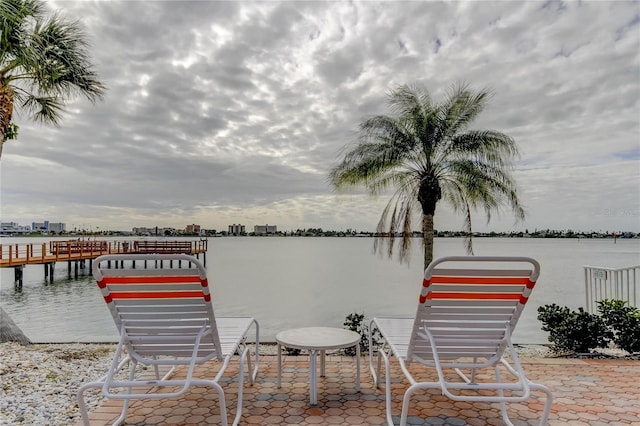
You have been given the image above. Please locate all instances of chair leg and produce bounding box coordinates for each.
[368,349,378,387]
[247,319,260,383]
[245,346,254,385]
[77,380,129,426]
[378,349,396,426]
[208,381,229,426]
[77,381,102,426]
[368,320,378,387]
[368,320,384,388]
[231,346,249,426]
[399,384,422,426]
[110,359,139,425]
[530,383,554,426]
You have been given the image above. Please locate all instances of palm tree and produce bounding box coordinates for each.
[329,83,524,269]
[0,0,105,159]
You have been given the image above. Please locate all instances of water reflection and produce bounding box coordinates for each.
[2,237,639,343]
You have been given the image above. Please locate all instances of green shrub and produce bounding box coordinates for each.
[537,303,611,355]
[343,312,381,356]
[597,299,640,354]
[282,346,301,356]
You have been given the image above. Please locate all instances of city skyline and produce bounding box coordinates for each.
[2,219,636,237]
[1,1,638,233]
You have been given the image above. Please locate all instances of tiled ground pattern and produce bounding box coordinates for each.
[74,354,640,426]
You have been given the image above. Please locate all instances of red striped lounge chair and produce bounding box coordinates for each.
[369,256,553,426]
[77,254,259,426]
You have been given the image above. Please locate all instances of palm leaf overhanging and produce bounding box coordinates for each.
[329,83,525,269]
[0,0,105,158]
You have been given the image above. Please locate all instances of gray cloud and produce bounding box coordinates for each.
[1,0,638,233]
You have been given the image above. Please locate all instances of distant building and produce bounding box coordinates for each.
[132,227,152,236]
[1,222,31,235]
[49,223,65,234]
[228,224,245,235]
[32,221,49,232]
[31,221,65,234]
[185,224,201,234]
[254,224,277,235]
[132,226,176,236]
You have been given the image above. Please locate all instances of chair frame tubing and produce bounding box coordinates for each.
[76,253,260,426]
[368,256,553,426]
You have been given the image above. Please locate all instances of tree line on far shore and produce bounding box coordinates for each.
[17,228,636,239]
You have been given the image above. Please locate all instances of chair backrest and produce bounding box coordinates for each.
[93,254,223,361]
[406,256,540,364]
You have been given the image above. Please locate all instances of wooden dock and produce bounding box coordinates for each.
[0,239,208,284]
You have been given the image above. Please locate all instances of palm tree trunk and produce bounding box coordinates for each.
[422,213,435,270]
[0,82,15,160]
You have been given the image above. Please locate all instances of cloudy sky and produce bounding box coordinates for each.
[1,0,638,234]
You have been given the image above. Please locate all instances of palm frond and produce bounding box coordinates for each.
[373,182,417,263]
[330,116,419,192]
[445,130,519,165]
[22,93,63,123]
[437,84,492,150]
[445,159,525,223]
[1,0,45,62]
[0,0,105,138]
[398,196,413,263]
[28,12,105,100]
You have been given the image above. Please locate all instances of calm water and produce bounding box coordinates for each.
[1,237,638,344]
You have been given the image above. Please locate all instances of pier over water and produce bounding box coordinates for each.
[0,239,208,285]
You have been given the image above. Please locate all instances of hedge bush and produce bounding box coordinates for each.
[537,299,640,355]
[597,299,640,354]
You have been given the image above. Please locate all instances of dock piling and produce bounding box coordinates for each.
[13,266,23,287]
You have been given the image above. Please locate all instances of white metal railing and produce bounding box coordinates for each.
[584,265,640,313]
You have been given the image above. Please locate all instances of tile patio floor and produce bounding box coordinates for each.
[73,353,640,426]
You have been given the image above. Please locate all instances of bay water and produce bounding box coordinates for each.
[1,237,638,344]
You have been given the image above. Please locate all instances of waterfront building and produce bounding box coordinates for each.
[132,227,152,236]
[254,224,277,235]
[185,224,201,234]
[0,222,31,235]
[48,223,65,233]
[31,221,65,234]
[228,224,245,235]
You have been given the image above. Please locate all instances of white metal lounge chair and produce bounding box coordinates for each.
[369,256,553,426]
[77,254,259,426]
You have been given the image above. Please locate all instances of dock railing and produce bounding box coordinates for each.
[584,265,640,313]
[1,239,208,268]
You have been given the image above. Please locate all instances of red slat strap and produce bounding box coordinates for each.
[431,276,532,285]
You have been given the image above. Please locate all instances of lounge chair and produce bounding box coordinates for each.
[369,256,553,426]
[77,253,259,426]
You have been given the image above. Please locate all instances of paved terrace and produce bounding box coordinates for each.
[74,354,639,426]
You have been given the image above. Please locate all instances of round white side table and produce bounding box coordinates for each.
[276,326,361,405]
